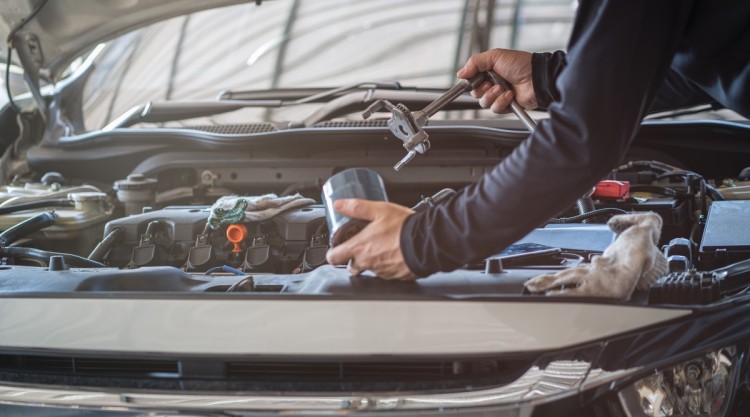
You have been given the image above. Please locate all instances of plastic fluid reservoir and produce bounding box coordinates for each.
[322,168,388,247]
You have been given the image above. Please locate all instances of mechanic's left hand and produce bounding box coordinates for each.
[326,199,417,280]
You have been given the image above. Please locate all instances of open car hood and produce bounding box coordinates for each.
[1,0,248,82]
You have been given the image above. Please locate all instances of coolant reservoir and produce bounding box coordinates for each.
[0,182,113,255]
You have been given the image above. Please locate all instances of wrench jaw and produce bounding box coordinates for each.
[362,100,431,171]
[395,131,430,171]
[361,99,396,120]
[387,104,421,141]
[403,130,430,153]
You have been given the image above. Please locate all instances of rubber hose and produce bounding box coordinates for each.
[575,195,596,223]
[550,208,629,224]
[576,196,596,215]
[88,227,124,261]
[0,199,74,215]
[0,247,105,268]
[713,258,750,294]
[574,187,599,223]
[714,258,750,277]
[0,211,57,247]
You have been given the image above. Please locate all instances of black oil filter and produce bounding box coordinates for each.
[322,168,388,247]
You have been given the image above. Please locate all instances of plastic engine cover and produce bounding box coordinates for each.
[101,205,327,273]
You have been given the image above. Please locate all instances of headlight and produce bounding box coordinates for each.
[618,346,738,417]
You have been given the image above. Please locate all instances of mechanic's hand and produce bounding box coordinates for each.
[458,48,537,113]
[326,199,417,280]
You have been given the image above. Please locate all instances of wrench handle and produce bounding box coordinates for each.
[483,71,537,132]
[421,72,537,134]
[508,101,537,133]
[421,79,475,119]
[420,72,497,118]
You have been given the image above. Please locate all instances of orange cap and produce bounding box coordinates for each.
[226,224,248,253]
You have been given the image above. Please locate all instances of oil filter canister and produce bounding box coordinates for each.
[322,168,388,247]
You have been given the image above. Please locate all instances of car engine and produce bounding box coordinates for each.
[1,146,749,305]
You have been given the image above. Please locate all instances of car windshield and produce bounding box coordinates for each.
[81,0,575,130]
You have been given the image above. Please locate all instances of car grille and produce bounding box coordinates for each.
[0,355,179,377]
[0,353,532,392]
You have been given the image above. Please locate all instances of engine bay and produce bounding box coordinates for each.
[0,121,749,305]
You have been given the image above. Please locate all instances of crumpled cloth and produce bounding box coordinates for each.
[525,212,668,300]
[207,194,315,229]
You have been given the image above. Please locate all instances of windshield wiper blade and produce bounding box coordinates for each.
[104,88,486,132]
[217,81,404,102]
[105,83,408,130]
[103,99,283,130]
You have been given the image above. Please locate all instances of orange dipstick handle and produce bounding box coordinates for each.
[226,224,248,253]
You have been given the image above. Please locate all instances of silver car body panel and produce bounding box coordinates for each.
[0,297,689,355]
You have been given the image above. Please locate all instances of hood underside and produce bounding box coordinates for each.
[1,0,250,82]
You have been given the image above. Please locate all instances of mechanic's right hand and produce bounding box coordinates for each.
[457,48,537,114]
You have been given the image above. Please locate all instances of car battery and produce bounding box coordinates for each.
[699,200,750,268]
[594,195,690,245]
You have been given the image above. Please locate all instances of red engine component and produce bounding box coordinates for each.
[593,180,630,199]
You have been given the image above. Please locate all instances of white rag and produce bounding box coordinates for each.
[208,193,316,229]
[525,212,669,300]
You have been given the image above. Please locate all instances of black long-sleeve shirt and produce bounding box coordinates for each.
[401,0,750,276]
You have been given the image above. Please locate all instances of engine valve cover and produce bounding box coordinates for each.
[102,204,327,273]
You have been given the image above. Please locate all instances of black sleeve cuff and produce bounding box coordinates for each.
[399,212,432,277]
[531,50,567,109]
